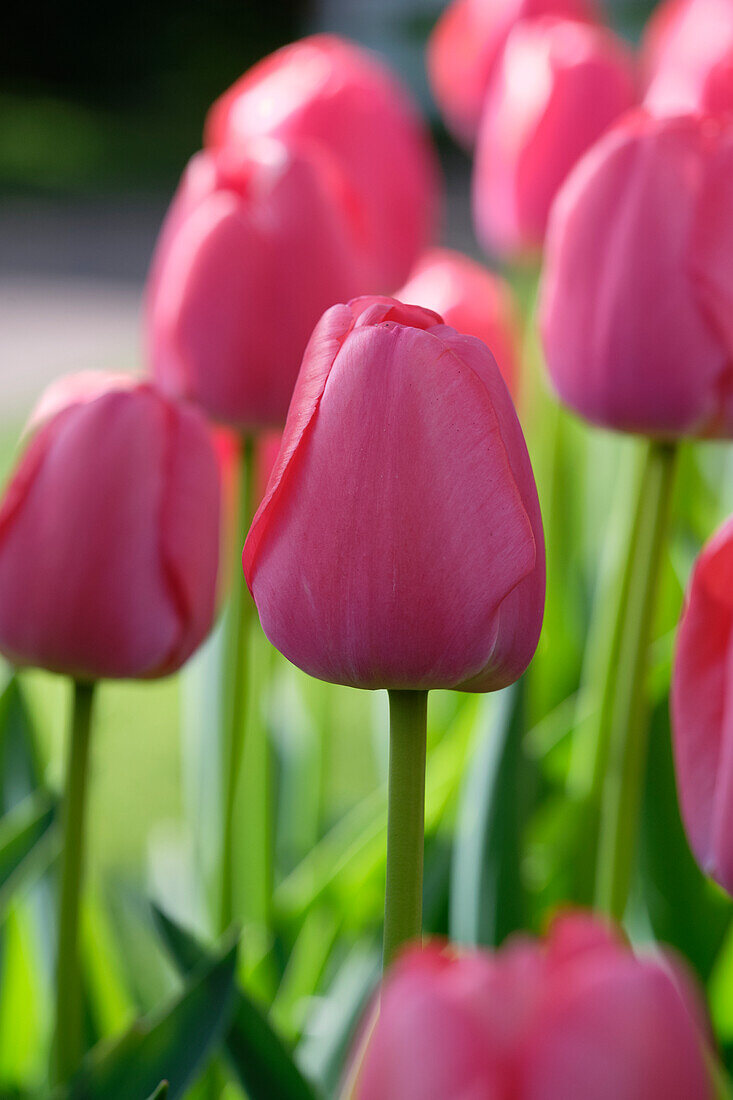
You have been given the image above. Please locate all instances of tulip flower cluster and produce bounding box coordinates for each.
[147,35,441,431]
[431,0,638,257]
[4,0,733,1095]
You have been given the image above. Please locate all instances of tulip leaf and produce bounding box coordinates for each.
[152,905,320,1100]
[0,789,57,914]
[145,1085,169,1100]
[450,680,530,948]
[54,936,238,1100]
[639,698,732,981]
[0,677,44,813]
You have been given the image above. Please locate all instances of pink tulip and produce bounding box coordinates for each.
[672,515,733,894]
[427,0,598,146]
[397,248,520,397]
[243,295,544,692]
[473,17,637,258]
[642,0,733,116]
[353,913,712,1100]
[205,35,440,291]
[540,111,733,436]
[146,138,365,431]
[0,373,221,681]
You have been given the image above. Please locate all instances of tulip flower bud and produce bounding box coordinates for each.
[353,913,712,1099]
[672,516,733,894]
[472,17,637,258]
[427,0,598,147]
[0,373,221,681]
[146,138,366,431]
[642,0,733,117]
[205,34,440,290]
[397,247,520,397]
[540,111,733,437]
[243,295,545,692]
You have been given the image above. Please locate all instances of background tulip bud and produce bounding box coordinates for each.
[353,913,712,1099]
[0,373,221,681]
[672,516,733,895]
[540,112,733,437]
[472,17,637,258]
[146,138,365,431]
[397,247,520,397]
[205,34,440,291]
[427,0,598,147]
[642,0,733,116]
[243,295,545,693]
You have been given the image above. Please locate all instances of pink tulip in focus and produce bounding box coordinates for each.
[0,373,221,681]
[205,35,440,290]
[243,295,544,692]
[397,248,520,396]
[672,515,733,895]
[642,0,733,116]
[472,17,637,258]
[427,0,597,146]
[353,913,712,1100]
[540,111,733,436]
[146,138,365,431]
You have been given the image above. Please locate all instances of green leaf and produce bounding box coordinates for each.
[0,677,44,812]
[145,1084,168,1100]
[152,906,319,1100]
[639,699,732,980]
[54,936,238,1100]
[0,790,57,914]
[450,682,530,947]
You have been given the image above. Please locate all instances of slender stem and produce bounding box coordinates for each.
[383,690,428,971]
[219,435,256,933]
[594,440,678,919]
[53,679,96,1084]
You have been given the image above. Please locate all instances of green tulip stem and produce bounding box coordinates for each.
[219,434,257,933]
[595,439,678,919]
[383,690,428,971]
[53,678,96,1084]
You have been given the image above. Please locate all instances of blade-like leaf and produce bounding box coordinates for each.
[0,790,57,914]
[450,681,530,947]
[145,1084,169,1100]
[640,699,732,980]
[54,937,238,1100]
[0,677,44,813]
[153,906,319,1100]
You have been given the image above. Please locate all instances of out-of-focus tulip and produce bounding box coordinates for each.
[672,516,733,894]
[205,34,440,290]
[243,295,544,692]
[642,0,733,116]
[146,138,365,431]
[540,111,733,436]
[472,17,636,258]
[397,247,520,396]
[427,0,597,146]
[0,373,221,681]
[353,913,712,1100]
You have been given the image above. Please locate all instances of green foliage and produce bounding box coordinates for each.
[0,790,56,916]
[53,939,237,1100]
[153,906,320,1100]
